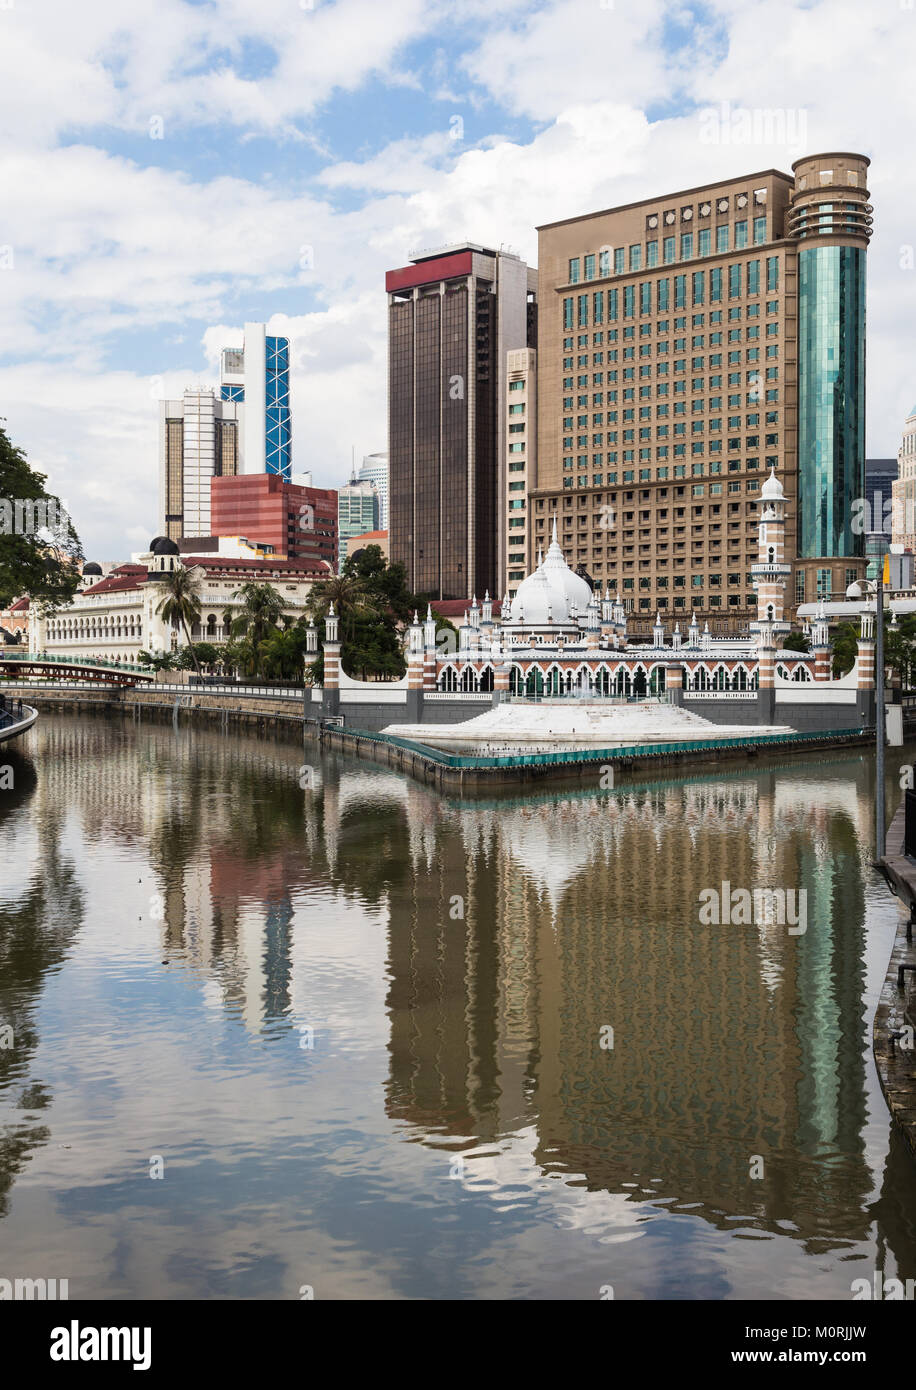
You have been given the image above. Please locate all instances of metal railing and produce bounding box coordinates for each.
[327,725,869,771]
[0,651,152,675]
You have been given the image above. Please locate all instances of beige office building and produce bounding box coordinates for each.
[531,154,872,636]
[504,348,537,600]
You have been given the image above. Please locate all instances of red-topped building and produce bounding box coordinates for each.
[210,474,338,568]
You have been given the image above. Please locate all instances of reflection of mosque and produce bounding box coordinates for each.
[381,763,895,1254]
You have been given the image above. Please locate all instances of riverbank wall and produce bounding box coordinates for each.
[876,798,916,1163]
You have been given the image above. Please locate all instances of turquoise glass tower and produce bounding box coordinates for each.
[789,155,872,563]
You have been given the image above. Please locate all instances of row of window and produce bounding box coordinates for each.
[567,219,768,283]
[563,261,780,328]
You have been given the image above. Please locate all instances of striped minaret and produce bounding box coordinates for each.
[750,468,792,648]
[407,610,424,692]
[423,604,437,690]
[811,602,831,682]
[323,603,340,690]
[856,609,875,690]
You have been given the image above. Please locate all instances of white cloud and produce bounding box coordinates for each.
[2,0,916,559]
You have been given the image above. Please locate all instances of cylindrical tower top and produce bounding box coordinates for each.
[787,152,872,244]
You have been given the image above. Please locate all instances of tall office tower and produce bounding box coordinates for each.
[220,322,292,480]
[338,477,380,570]
[504,349,537,600]
[532,153,872,636]
[790,155,871,600]
[892,408,916,550]
[357,452,389,530]
[159,387,240,540]
[387,243,537,601]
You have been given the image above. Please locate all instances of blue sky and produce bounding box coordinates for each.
[0,0,914,558]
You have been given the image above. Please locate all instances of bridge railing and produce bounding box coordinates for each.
[0,651,152,675]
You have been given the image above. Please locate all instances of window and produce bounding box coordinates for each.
[599,248,611,276]
[692,271,705,306]
[728,264,742,299]
[584,253,596,281]
[710,267,722,303]
[766,256,779,291]
[753,216,766,245]
[563,297,573,330]
[734,220,748,249]
[578,294,588,327]
[657,278,669,312]
[593,291,604,324]
[675,275,686,308]
[569,258,580,283]
[716,224,729,253]
[747,260,760,295]
[630,244,642,271]
[698,228,711,257]
[614,247,625,274]
[646,240,658,267]
[680,232,693,260]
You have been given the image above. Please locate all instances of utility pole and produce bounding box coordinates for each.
[876,564,886,860]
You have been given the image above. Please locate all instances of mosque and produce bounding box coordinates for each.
[317,470,878,734]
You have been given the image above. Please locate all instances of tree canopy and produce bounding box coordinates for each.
[0,421,82,609]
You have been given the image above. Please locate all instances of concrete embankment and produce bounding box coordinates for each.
[0,683,316,736]
[317,723,874,792]
[877,799,916,1162]
[2,682,874,791]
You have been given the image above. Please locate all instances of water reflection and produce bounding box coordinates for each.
[0,710,913,1298]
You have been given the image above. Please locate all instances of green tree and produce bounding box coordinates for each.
[138,648,176,673]
[260,623,310,683]
[0,421,83,609]
[155,566,205,676]
[783,630,810,654]
[830,621,859,678]
[230,582,285,677]
[306,571,379,641]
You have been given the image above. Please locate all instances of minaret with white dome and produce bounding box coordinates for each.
[750,468,792,647]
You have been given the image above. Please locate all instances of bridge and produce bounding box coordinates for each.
[0,652,155,687]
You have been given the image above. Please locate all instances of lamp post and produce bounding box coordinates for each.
[847,573,886,859]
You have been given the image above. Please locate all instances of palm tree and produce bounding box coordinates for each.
[306,573,379,642]
[155,566,205,676]
[230,582,286,678]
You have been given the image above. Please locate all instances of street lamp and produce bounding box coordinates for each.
[846,573,886,858]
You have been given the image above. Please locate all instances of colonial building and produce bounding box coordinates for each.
[30,536,331,665]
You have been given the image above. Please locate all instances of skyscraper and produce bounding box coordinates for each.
[387,243,537,601]
[220,322,292,480]
[160,322,293,540]
[337,477,380,570]
[531,153,872,635]
[159,387,240,540]
[357,452,389,530]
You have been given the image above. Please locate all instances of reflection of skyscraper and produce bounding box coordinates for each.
[383,767,878,1250]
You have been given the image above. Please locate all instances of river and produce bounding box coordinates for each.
[1,710,914,1299]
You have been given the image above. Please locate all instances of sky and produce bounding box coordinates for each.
[1,0,915,560]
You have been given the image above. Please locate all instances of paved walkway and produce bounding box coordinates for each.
[876,799,916,1162]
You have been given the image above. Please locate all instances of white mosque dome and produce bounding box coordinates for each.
[761,467,784,501]
[510,567,569,625]
[508,521,593,624]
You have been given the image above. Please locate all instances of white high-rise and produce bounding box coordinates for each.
[357,452,389,530]
[158,322,292,540]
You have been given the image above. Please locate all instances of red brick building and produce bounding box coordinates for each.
[210,474,338,568]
